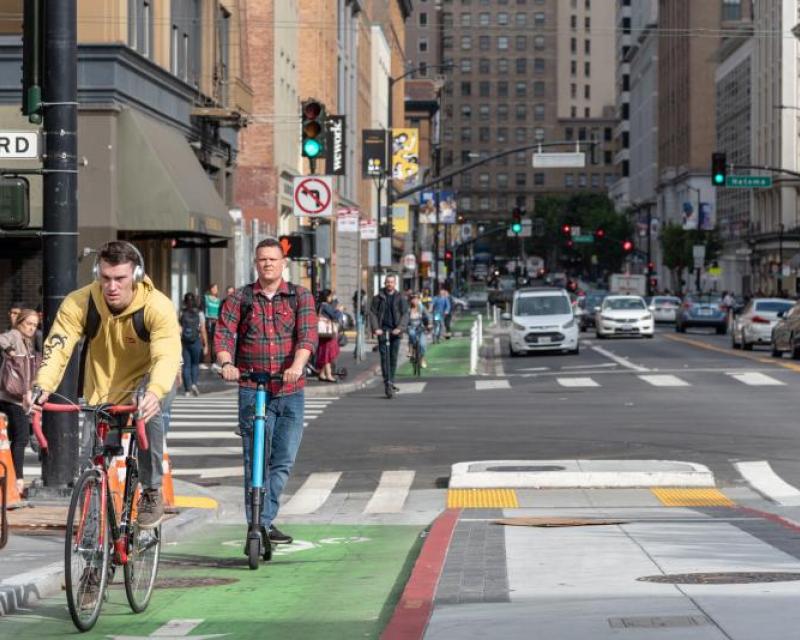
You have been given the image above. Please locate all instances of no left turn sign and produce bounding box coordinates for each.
[293,176,333,217]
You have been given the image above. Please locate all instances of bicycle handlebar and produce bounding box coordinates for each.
[31,403,148,452]
[239,371,288,385]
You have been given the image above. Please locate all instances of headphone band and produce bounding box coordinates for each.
[93,240,145,283]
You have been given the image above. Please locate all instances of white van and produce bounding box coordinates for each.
[505,288,579,356]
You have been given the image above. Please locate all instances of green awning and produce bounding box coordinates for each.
[117,108,232,238]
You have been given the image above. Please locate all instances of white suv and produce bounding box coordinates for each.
[506,288,579,356]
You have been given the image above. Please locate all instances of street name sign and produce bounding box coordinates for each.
[0,131,38,159]
[293,176,333,217]
[573,234,594,244]
[532,152,585,168]
[726,175,772,188]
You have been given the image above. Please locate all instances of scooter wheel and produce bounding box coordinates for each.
[247,537,260,570]
[263,542,273,562]
[337,367,348,380]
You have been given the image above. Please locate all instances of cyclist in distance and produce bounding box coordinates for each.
[24,241,181,529]
[214,237,317,546]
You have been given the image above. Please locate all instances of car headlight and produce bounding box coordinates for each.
[643,313,653,321]
[562,319,576,329]
[512,322,526,331]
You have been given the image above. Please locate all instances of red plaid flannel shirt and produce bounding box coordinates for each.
[214,279,318,395]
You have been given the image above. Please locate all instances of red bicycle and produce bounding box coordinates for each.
[32,398,159,632]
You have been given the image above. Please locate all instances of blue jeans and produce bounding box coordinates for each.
[408,326,427,357]
[181,339,202,391]
[238,387,305,528]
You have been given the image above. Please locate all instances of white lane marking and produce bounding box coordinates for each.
[394,382,427,394]
[493,337,505,376]
[517,367,550,372]
[735,461,800,506]
[172,466,243,478]
[169,421,238,427]
[166,431,239,440]
[475,379,511,390]
[728,372,785,386]
[364,470,415,513]
[167,446,241,455]
[281,472,342,515]
[556,377,599,388]
[591,345,650,372]
[638,374,690,387]
[561,363,618,370]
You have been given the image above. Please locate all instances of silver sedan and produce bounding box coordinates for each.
[731,298,795,350]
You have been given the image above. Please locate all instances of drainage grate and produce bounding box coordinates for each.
[609,616,710,629]
[485,465,567,472]
[638,572,800,585]
[156,577,239,589]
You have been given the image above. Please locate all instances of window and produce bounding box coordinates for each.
[461,105,472,119]
[578,173,587,187]
[442,11,453,26]
[571,60,577,76]
[479,58,490,73]
[533,81,545,96]
[514,127,525,143]
[217,6,230,91]
[479,198,490,211]
[498,81,509,97]
[497,104,509,120]
[535,11,545,25]
[535,127,545,141]
[516,12,526,25]
[515,82,526,97]
[443,35,453,49]
[479,104,490,120]
[479,81,490,97]
[515,151,526,165]
[604,127,612,141]
[604,150,612,164]
[479,12,490,26]
[419,38,429,53]
[570,37,577,53]
[498,58,509,73]
[584,107,590,117]
[534,172,545,185]
[565,173,575,188]
[723,0,742,21]
[591,174,600,188]
[515,36,526,51]
[585,16,590,30]
[585,39,591,54]
[565,127,573,140]
[461,173,472,187]
[534,58,545,73]
[479,173,490,187]
[498,36,509,50]
[461,81,472,96]
[534,35,545,49]
[461,12,471,26]
[515,104,526,120]
[497,173,509,188]
[461,35,472,50]
[585,61,590,77]
[516,58,526,73]
[584,84,591,99]
[129,0,154,58]
[171,0,202,84]
[497,128,508,143]
[461,150,472,164]
[605,174,615,187]
[570,83,577,98]
[461,196,472,211]
[461,127,472,142]
[578,127,586,140]
[570,14,577,29]
[570,106,577,117]
[534,104,545,120]
[498,12,509,25]
[479,127,490,142]
[479,35,490,51]
[461,58,472,72]
[419,12,428,25]
[515,172,526,187]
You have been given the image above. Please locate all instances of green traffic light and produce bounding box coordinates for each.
[303,138,322,158]
[714,173,725,185]
[511,223,522,234]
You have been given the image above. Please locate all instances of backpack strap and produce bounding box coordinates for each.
[132,308,150,343]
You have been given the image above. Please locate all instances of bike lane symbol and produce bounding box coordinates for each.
[107,618,227,639]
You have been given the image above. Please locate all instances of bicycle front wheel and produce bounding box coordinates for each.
[124,522,161,612]
[65,469,110,632]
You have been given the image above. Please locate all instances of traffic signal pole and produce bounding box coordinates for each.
[42,0,79,489]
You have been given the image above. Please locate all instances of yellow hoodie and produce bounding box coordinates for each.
[36,277,181,404]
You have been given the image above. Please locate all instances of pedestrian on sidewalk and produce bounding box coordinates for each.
[407,294,430,369]
[214,237,317,547]
[368,274,409,396]
[204,283,221,364]
[0,308,40,496]
[179,292,207,397]
[316,289,343,382]
[6,301,23,331]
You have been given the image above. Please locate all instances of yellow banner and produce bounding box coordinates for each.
[391,128,419,188]
[392,204,409,234]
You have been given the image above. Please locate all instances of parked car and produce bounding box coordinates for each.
[675,293,727,334]
[578,291,608,331]
[505,287,579,356]
[731,298,794,351]
[465,285,489,308]
[647,295,682,323]
[595,295,654,339]
[770,301,800,358]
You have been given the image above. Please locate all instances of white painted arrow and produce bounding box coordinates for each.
[108,618,228,639]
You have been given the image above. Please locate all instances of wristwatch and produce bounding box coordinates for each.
[221,362,235,369]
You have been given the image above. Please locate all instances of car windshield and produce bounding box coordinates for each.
[687,294,721,304]
[583,294,606,308]
[653,297,680,305]
[516,295,571,316]
[755,301,794,313]
[604,298,646,310]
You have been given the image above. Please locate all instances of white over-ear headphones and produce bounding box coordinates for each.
[93,241,146,284]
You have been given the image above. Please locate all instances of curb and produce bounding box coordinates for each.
[381,509,461,640]
[305,361,382,398]
[0,481,219,617]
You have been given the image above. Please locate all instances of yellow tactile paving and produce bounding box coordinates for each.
[651,487,735,508]
[447,488,519,509]
[173,495,219,510]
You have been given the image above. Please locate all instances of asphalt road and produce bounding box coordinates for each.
[290,322,800,494]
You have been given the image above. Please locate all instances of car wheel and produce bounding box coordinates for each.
[509,344,520,358]
[771,342,782,358]
[595,330,604,340]
[742,338,753,351]
[570,344,580,355]
[791,336,800,360]
[644,334,654,339]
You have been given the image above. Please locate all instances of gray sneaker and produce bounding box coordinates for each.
[137,488,164,529]
[191,384,200,397]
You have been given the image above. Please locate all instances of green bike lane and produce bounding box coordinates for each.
[396,313,485,378]
[1,523,423,639]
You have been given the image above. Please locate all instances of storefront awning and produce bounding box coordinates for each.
[117,108,232,238]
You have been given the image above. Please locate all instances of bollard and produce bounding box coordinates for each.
[470,321,479,374]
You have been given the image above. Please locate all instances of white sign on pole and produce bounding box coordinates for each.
[532,152,585,168]
[692,244,706,260]
[402,254,417,271]
[421,250,433,263]
[570,225,581,237]
[293,176,333,217]
[0,131,38,159]
[336,207,359,233]
[360,219,378,240]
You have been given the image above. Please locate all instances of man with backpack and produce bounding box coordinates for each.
[179,292,208,397]
[214,238,317,546]
[25,241,181,529]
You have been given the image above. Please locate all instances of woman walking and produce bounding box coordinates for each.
[0,309,40,496]
[316,289,343,382]
[179,292,208,396]
[407,294,431,368]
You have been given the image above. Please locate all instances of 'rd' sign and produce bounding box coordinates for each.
[0,131,39,159]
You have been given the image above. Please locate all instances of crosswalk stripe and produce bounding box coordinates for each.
[167,431,240,440]
[280,472,342,515]
[728,372,785,386]
[364,470,415,513]
[475,380,511,390]
[168,446,240,455]
[556,377,599,388]
[394,382,427,394]
[638,374,690,387]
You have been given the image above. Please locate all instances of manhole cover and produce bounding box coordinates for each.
[485,465,566,472]
[638,572,800,585]
[156,577,238,589]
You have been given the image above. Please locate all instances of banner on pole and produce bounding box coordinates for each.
[391,128,419,189]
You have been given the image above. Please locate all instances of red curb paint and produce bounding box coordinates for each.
[736,505,800,533]
[381,508,461,640]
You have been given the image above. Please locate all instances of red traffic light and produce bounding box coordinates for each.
[562,224,572,235]
[566,239,574,249]
[445,250,454,261]
[622,240,634,253]
[595,228,605,239]
[303,101,322,119]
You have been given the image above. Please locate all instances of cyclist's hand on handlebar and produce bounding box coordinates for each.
[283,364,304,385]
[136,391,161,423]
[24,387,48,414]
[374,329,384,337]
[220,363,240,382]
[391,328,402,336]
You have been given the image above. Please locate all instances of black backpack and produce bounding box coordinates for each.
[180,308,201,343]
[78,294,150,396]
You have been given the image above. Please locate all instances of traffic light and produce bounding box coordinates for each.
[595,228,605,240]
[647,261,655,273]
[561,223,572,236]
[301,99,326,159]
[711,152,727,186]
[279,233,313,259]
[622,239,634,253]
[511,207,523,234]
[22,0,43,124]
[444,249,454,261]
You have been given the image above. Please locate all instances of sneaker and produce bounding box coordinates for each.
[421,358,428,369]
[191,384,200,397]
[184,391,191,397]
[268,525,293,544]
[392,383,400,392]
[137,489,164,529]
[78,567,101,609]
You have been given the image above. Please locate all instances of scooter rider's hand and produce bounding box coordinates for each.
[219,361,240,382]
[283,363,304,385]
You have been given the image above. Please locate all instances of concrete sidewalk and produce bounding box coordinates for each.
[386,484,800,640]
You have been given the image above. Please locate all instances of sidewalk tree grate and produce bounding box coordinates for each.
[651,487,734,507]
[638,572,800,585]
[447,488,519,509]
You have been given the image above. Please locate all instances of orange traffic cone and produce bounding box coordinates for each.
[0,412,22,508]
[107,433,129,516]
[162,437,175,509]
